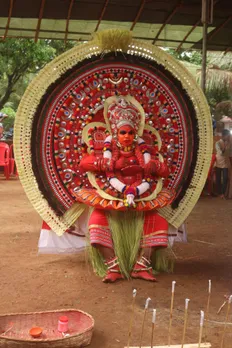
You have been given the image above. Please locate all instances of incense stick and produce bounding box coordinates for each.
[198,310,204,348]
[204,280,211,339]
[217,295,230,314]
[127,289,137,348]
[220,295,232,348]
[181,299,190,348]
[168,281,176,346]
[139,297,151,348]
[151,309,156,348]
[217,300,227,315]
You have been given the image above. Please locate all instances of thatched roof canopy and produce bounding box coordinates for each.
[1,0,232,51]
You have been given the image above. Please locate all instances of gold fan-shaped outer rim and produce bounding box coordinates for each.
[14,31,212,235]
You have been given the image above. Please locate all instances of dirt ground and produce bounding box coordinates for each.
[0,176,232,348]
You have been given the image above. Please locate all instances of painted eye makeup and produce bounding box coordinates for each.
[119,130,134,135]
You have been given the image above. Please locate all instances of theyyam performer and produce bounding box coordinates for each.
[14,29,212,283]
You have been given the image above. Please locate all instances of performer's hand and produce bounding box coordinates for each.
[126,194,135,206]
[114,157,126,170]
[99,158,110,171]
[80,156,110,172]
[144,160,157,175]
[144,159,169,178]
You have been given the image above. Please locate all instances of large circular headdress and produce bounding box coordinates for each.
[14,30,212,235]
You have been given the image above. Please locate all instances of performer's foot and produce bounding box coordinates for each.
[131,256,157,282]
[103,257,124,283]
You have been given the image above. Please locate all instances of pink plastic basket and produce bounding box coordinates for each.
[0,309,94,347]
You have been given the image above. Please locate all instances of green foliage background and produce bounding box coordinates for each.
[167,49,232,120]
[1,40,232,130]
[0,39,75,130]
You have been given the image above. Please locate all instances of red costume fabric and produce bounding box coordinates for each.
[89,209,168,249]
[75,139,173,211]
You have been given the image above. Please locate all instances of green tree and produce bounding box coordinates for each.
[0,106,16,130]
[166,48,203,65]
[0,39,54,109]
[0,39,76,110]
[205,86,231,114]
[167,48,232,112]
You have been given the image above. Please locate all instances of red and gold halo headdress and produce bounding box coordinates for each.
[104,95,145,137]
[14,29,212,234]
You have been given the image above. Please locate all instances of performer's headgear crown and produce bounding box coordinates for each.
[107,96,141,135]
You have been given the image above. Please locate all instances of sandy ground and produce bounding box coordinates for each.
[0,176,232,347]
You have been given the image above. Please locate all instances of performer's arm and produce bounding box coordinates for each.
[138,138,169,178]
[107,175,126,193]
[136,181,150,195]
[79,155,110,172]
[107,174,138,207]
[144,160,169,178]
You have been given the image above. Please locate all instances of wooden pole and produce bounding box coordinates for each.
[220,295,232,348]
[35,0,46,43]
[198,311,204,348]
[204,280,211,340]
[127,289,137,348]
[168,281,176,346]
[3,0,14,40]
[150,309,156,348]
[64,0,74,45]
[125,344,211,348]
[181,299,190,348]
[201,0,209,93]
[130,0,146,31]
[201,20,208,93]
[139,298,151,348]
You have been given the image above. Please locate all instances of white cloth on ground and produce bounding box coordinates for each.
[38,216,187,255]
[38,209,89,254]
[168,223,187,247]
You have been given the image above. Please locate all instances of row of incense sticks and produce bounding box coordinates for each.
[127,280,232,348]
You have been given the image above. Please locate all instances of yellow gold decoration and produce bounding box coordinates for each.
[63,203,87,227]
[93,29,132,52]
[144,124,162,150]
[87,172,121,201]
[14,29,212,234]
[82,122,107,149]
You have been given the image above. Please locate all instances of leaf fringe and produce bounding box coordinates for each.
[93,29,132,52]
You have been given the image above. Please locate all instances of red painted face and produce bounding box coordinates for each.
[117,125,135,147]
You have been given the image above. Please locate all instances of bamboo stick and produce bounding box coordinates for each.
[204,280,211,339]
[168,281,176,346]
[220,295,232,348]
[139,297,151,348]
[181,299,190,348]
[198,311,204,348]
[125,344,211,348]
[127,289,137,348]
[150,309,156,348]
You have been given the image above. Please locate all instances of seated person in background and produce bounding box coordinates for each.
[0,112,8,139]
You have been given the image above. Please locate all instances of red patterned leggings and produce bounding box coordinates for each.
[89,209,168,249]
